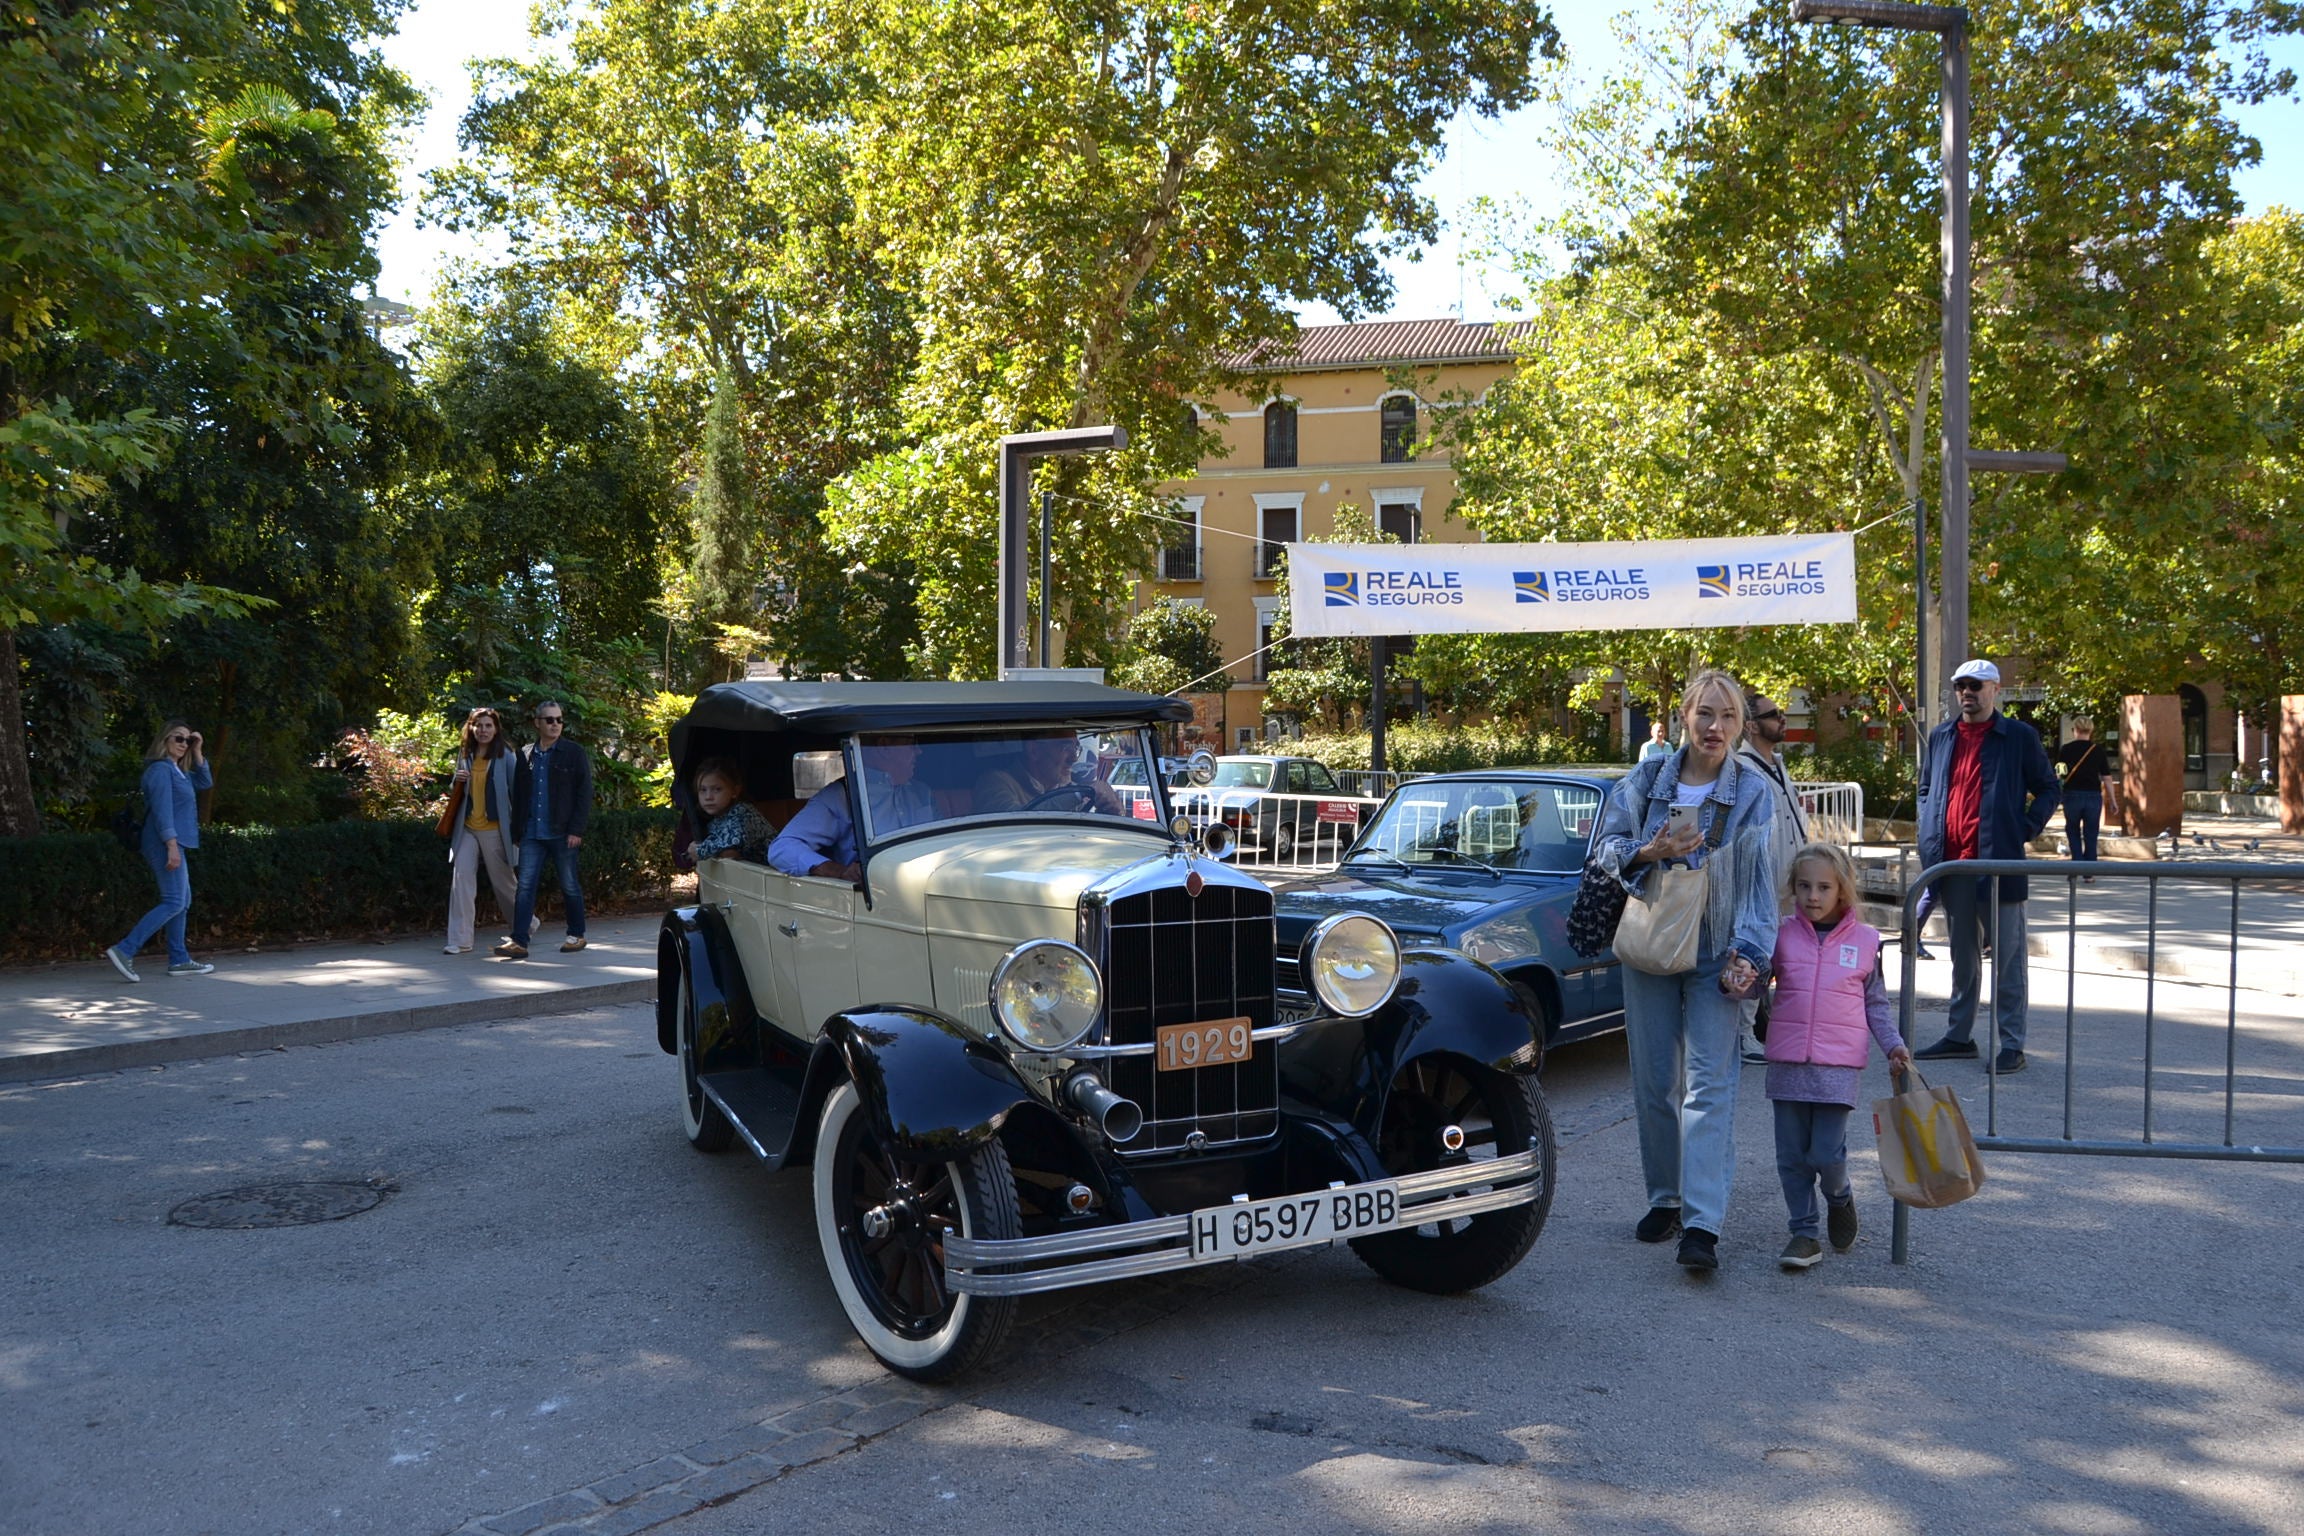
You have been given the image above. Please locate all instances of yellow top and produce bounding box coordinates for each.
[466,755,499,831]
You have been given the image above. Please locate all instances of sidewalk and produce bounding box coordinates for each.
[0,915,662,1084]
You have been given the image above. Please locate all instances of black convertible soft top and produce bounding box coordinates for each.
[678,680,1192,737]
[669,681,1193,802]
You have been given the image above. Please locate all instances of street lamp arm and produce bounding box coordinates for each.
[1791,1,1967,31]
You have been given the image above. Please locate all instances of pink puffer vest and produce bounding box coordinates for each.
[1766,912,1880,1069]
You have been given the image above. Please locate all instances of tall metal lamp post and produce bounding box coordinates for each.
[1791,1,1972,716]
[997,427,1127,675]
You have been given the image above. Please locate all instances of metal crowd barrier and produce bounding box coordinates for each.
[1795,780,1865,848]
[1889,857,2304,1263]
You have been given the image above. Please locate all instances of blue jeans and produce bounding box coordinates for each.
[121,847,193,966]
[1773,1100,1854,1237]
[512,838,585,945]
[1940,877,2029,1054]
[2063,791,2102,862]
[1620,957,1745,1236]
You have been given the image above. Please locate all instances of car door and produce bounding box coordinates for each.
[1553,782,1620,1025]
[782,874,859,1035]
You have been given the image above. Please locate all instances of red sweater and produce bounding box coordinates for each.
[1944,718,1991,860]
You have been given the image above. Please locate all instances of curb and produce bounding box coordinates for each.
[0,977,657,1086]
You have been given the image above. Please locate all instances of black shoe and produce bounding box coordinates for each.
[1741,1042,1771,1065]
[1915,944,1936,960]
[1991,1049,2028,1074]
[1826,1199,1859,1252]
[1635,1205,1683,1243]
[1913,1036,1979,1061]
[1676,1228,1720,1272]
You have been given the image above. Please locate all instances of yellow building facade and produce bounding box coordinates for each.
[1141,319,1531,748]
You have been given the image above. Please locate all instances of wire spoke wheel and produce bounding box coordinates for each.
[813,1082,1018,1380]
[1349,1057,1556,1294]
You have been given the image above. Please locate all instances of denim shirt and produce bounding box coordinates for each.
[525,742,554,841]
[1591,749,1781,969]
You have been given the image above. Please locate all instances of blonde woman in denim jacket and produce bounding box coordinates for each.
[1591,668,1781,1273]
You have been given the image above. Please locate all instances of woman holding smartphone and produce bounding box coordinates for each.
[104,720,216,983]
[1590,668,1781,1272]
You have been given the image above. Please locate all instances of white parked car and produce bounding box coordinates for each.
[657,681,1556,1379]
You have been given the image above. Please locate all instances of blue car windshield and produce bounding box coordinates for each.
[1357,780,1603,874]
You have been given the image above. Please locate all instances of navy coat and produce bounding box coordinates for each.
[1918,712,2062,902]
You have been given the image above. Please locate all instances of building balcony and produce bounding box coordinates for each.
[1158,546,1202,581]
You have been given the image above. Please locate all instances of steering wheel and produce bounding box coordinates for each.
[1023,782,1101,811]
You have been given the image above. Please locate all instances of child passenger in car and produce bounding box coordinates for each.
[691,757,774,862]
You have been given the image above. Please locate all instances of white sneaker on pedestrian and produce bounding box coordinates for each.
[104,944,141,983]
[443,944,472,954]
[167,960,216,976]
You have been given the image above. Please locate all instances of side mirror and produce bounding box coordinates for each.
[1187,749,1218,786]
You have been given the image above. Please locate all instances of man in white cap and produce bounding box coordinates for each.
[1913,660,2062,1073]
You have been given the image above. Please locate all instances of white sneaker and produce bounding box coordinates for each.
[443,944,472,954]
[167,960,216,976]
[104,944,141,983]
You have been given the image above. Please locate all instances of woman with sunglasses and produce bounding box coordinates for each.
[104,721,216,982]
[443,706,519,954]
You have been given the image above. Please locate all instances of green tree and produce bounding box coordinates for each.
[1112,598,1231,696]
[817,0,1563,677]
[429,0,913,679]
[1,0,417,832]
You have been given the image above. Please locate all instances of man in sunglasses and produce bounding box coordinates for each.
[1913,660,2061,1074]
[1735,693,1812,1064]
[501,701,594,959]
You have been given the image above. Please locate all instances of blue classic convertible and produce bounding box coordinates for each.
[1272,769,1632,1047]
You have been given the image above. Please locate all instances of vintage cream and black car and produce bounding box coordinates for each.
[657,681,1556,1379]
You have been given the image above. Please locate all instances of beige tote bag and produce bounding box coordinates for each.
[1613,863,1710,975]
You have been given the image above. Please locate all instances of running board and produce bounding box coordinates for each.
[699,1068,802,1166]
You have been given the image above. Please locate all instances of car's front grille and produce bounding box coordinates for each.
[1095,881,1278,1154]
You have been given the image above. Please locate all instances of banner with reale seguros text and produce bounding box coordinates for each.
[1284,533,1857,637]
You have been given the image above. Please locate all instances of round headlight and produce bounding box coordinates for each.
[1304,913,1402,1017]
[989,940,1102,1052]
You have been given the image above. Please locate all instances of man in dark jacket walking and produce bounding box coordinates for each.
[501,700,594,959]
[1912,660,2062,1073]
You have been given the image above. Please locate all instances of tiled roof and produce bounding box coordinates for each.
[1223,318,1536,373]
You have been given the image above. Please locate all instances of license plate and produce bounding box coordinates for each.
[1191,1182,1402,1259]
[1274,999,1315,1026]
[1156,1016,1252,1071]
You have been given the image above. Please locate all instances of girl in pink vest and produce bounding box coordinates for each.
[1762,843,1912,1270]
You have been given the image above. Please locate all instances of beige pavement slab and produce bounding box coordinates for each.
[0,914,663,1083]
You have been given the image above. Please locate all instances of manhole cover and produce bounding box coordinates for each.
[168,1180,393,1229]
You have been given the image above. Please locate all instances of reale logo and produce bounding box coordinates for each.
[1697,565,1732,599]
[1323,571,1360,607]
[1513,571,1549,603]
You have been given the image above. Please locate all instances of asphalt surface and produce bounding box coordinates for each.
[5,963,2302,1536]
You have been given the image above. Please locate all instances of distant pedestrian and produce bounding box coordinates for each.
[1638,719,1672,763]
[1757,843,1912,1270]
[501,701,593,959]
[690,757,773,862]
[2056,719,2106,874]
[443,706,518,954]
[1735,692,1812,1064]
[1591,667,1781,1273]
[1913,660,2061,1074]
[104,721,216,982]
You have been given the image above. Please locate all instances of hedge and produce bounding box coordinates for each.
[1,809,678,965]
[1288,723,1614,777]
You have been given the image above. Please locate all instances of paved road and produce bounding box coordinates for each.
[4,973,2301,1536]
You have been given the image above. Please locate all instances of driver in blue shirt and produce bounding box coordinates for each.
[767,737,937,882]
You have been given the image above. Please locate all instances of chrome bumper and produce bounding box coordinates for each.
[941,1151,1541,1298]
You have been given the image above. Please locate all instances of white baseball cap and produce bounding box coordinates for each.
[1951,658,2000,684]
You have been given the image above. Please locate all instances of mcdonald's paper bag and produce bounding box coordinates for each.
[1873,1073,1986,1209]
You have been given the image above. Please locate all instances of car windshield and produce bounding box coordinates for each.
[1209,760,1273,788]
[1352,779,1603,874]
[851,726,1167,841]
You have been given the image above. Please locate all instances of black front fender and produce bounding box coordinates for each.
[810,1006,1036,1163]
[656,906,756,1068]
[1279,947,1543,1148]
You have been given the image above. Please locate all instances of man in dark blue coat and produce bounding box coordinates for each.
[501,700,594,959]
[1912,660,2062,1073]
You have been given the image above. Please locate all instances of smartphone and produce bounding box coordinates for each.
[1666,802,1702,835]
